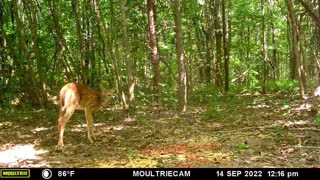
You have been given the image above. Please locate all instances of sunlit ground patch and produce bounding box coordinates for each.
[0,144,48,167]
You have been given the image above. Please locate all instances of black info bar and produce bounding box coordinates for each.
[0,168,319,179]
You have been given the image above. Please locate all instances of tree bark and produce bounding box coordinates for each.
[222,0,230,92]
[173,0,187,112]
[261,0,267,94]
[147,0,160,103]
[286,0,305,97]
[212,0,223,87]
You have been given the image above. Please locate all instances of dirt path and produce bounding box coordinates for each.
[1,93,319,168]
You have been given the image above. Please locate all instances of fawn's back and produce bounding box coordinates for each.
[59,83,106,112]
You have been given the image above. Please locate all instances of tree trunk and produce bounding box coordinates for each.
[120,0,135,108]
[222,0,230,92]
[0,0,6,93]
[173,0,187,112]
[261,0,267,94]
[48,0,75,81]
[286,0,304,97]
[109,0,128,109]
[147,0,160,103]
[25,0,48,106]
[212,0,223,87]
[297,0,320,29]
[71,0,87,84]
[84,0,95,87]
[271,23,278,80]
[318,0,320,84]
[93,0,112,86]
[287,0,298,81]
[12,0,41,106]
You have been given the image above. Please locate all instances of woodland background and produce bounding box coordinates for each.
[0,0,320,168]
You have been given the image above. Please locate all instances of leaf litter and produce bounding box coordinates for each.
[0,93,319,168]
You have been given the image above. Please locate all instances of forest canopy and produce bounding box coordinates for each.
[0,0,320,110]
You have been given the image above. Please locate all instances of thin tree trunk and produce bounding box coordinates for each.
[147,0,160,103]
[2,2,22,91]
[93,0,113,86]
[222,0,229,92]
[84,0,95,87]
[120,0,135,108]
[109,0,127,109]
[0,0,6,92]
[261,0,267,94]
[25,0,48,106]
[12,0,41,106]
[297,0,320,29]
[271,23,278,80]
[71,0,87,84]
[318,0,320,84]
[286,0,304,97]
[48,0,75,80]
[212,0,223,87]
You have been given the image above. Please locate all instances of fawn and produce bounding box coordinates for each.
[57,82,114,148]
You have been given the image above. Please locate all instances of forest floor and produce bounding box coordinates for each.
[0,91,320,168]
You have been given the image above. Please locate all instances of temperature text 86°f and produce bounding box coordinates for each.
[58,170,75,177]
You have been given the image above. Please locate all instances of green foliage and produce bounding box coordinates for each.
[199,86,254,120]
[127,148,138,158]
[189,85,223,105]
[135,84,177,107]
[160,84,178,107]
[314,115,320,127]
[280,99,290,107]
[271,125,283,133]
[237,142,248,153]
[202,108,225,119]
[271,79,299,93]
[0,0,317,109]
[172,117,182,124]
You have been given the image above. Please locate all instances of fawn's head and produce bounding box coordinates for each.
[101,88,115,105]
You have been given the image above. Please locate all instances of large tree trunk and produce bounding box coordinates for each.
[173,0,187,112]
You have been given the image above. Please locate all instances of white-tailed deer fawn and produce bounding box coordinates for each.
[57,82,114,148]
